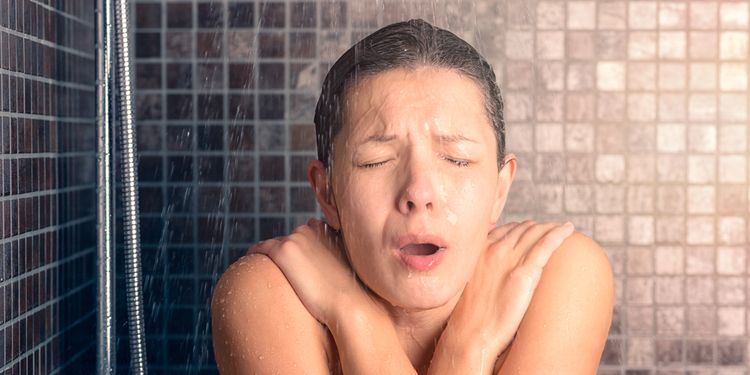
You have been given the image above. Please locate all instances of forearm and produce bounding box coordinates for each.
[328,300,417,375]
[427,321,504,375]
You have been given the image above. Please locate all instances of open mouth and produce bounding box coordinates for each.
[400,243,441,256]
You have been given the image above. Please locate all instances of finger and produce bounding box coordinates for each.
[487,221,520,242]
[491,220,536,248]
[522,222,575,269]
[514,222,562,253]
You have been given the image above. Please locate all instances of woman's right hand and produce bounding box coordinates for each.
[248,219,382,328]
[437,220,575,367]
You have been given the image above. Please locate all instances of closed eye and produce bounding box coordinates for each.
[442,155,470,168]
[359,160,391,169]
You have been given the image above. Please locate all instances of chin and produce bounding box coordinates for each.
[384,277,461,311]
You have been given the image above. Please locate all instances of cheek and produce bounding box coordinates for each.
[445,173,496,224]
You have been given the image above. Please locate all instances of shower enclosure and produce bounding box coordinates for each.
[3,0,750,374]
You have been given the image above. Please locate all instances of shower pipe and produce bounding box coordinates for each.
[96,0,148,373]
[96,0,115,373]
[115,0,148,372]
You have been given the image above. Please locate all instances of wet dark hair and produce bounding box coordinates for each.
[314,18,506,170]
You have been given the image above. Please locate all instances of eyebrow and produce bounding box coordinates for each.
[357,132,480,146]
[359,133,397,145]
[434,133,479,144]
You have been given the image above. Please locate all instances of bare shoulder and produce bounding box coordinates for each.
[211,253,333,375]
[498,232,615,375]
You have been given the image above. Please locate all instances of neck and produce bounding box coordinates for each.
[377,291,463,373]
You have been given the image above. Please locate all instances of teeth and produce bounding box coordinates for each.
[400,243,439,256]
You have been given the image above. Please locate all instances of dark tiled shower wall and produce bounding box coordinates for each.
[0,0,97,374]
[125,1,336,373]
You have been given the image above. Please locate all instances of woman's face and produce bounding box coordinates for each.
[326,66,511,310]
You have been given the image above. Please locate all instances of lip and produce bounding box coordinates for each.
[394,233,448,271]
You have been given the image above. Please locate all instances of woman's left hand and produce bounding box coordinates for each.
[248,218,378,327]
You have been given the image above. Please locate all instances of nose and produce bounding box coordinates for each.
[397,160,437,215]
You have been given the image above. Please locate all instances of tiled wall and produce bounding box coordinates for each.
[0,0,97,374]
[129,0,750,374]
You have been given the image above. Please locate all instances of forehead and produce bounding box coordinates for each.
[340,67,490,137]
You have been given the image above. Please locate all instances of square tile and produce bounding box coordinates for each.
[627,246,653,275]
[688,155,716,183]
[567,62,595,90]
[655,276,684,304]
[629,2,658,29]
[564,185,593,213]
[537,62,564,90]
[655,339,683,365]
[656,216,685,243]
[720,93,748,121]
[599,1,627,30]
[720,2,749,29]
[718,307,746,336]
[656,307,685,335]
[659,31,687,59]
[688,125,717,152]
[687,186,715,214]
[629,31,657,59]
[626,337,655,366]
[688,94,717,121]
[686,216,715,245]
[595,185,626,214]
[690,2,718,29]
[628,93,656,122]
[655,246,683,274]
[659,2,687,29]
[628,276,655,305]
[685,246,715,275]
[657,155,686,182]
[719,155,747,183]
[627,185,654,213]
[537,1,564,29]
[567,1,596,29]
[687,306,716,335]
[686,277,715,304]
[566,94,596,121]
[597,62,626,91]
[717,185,748,214]
[628,62,656,90]
[536,32,565,60]
[689,63,717,90]
[567,32,596,59]
[595,215,625,243]
[627,306,655,335]
[720,63,748,90]
[717,277,745,305]
[689,32,718,59]
[717,246,746,275]
[718,125,747,152]
[627,155,655,183]
[720,32,748,59]
[719,216,747,245]
[596,31,627,59]
[628,216,654,245]
[686,339,714,364]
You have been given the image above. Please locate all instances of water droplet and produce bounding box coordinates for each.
[258,355,265,360]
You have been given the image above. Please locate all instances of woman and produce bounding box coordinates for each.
[212,19,614,374]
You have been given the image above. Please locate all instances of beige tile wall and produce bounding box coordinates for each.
[348,0,750,372]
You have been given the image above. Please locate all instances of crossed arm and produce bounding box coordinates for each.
[211,226,614,374]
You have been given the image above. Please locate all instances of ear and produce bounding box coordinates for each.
[308,159,342,230]
[490,153,517,224]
